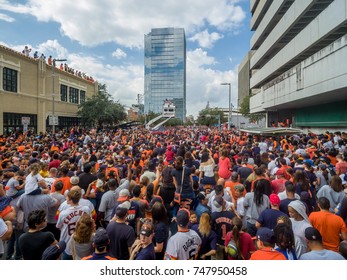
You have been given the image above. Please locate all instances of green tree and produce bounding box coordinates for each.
[239,95,265,124]
[196,108,225,126]
[78,84,127,128]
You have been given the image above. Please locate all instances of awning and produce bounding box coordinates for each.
[239,127,303,135]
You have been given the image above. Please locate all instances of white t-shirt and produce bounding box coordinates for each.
[199,163,215,177]
[208,191,233,213]
[44,177,56,190]
[24,173,43,194]
[56,205,91,255]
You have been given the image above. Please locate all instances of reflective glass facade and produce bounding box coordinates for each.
[144,28,186,120]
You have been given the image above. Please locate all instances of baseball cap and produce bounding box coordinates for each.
[318,164,327,170]
[70,176,79,185]
[93,228,109,247]
[115,201,131,218]
[269,194,280,206]
[305,227,322,242]
[234,184,245,192]
[176,209,190,227]
[140,223,154,237]
[42,241,66,260]
[117,189,130,202]
[231,172,238,179]
[213,196,223,212]
[256,227,275,243]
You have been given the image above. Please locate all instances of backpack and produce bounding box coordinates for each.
[227,238,239,259]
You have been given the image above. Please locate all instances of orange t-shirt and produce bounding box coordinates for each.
[250,248,287,260]
[106,167,119,179]
[309,211,347,252]
[51,177,72,194]
[327,155,337,167]
[224,181,246,201]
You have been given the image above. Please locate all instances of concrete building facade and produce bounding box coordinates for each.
[0,45,97,135]
[246,0,347,132]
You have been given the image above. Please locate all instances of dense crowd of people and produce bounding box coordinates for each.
[0,126,347,260]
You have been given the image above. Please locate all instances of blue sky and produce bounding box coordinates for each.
[0,0,252,117]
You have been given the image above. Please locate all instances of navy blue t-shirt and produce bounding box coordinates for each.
[191,224,217,256]
[154,221,169,260]
[135,243,156,260]
[257,208,287,230]
[111,201,140,232]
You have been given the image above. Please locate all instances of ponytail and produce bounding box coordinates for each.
[231,217,243,259]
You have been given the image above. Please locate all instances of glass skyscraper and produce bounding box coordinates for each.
[144,28,186,121]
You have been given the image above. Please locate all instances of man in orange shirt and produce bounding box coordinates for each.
[224,172,246,202]
[250,227,286,260]
[309,197,347,252]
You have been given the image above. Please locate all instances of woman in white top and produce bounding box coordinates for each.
[199,150,216,186]
[24,163,49,195]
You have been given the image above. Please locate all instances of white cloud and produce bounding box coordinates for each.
[37,39,68,59]
[186,49,238,118]
[0,12,14,22]
[0,0,246,48]
[188,29,224,48]
[112,48,127,59]
[69,55,144,106]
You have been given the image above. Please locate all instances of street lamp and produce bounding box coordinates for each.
[52,58,67,134]
[221,82,232,129]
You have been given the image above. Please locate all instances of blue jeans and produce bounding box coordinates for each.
[6,228,24,260]
[11,189,25,199]
[61,251,73,260]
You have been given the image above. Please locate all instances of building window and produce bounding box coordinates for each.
[69,87,79,104]
[80,90,86,104]
[3,67,18,92]
[3,113,37,135]
[60,84,68,102]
